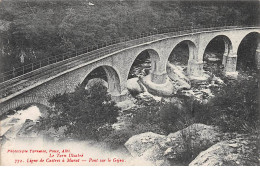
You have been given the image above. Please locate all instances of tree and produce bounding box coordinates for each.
[194,75,259,133]
[0,0,258,74]
[38,82,120,141]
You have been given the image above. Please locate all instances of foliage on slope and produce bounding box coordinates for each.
[0,0,259,72]
[37,82,120,141]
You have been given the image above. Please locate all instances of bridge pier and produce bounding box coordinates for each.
[224,54,238,78]
[222,53,228,66]
[111,89,129,102]
[187,59,204,78]
[256,39,260,70]
[256,50,260,70]
[151,72,168,84]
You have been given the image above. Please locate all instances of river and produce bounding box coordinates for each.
[0,105,152,166]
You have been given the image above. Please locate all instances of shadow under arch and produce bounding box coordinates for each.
[168,40,197,66]
[237,31,260,71]
[81,65,121,96]
[203,35,233,65]
[127,48,160,79]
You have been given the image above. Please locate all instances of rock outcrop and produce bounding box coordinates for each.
[124,123,223,166]
[0,20,11,32]
[85,78,108,89]
[124,132,170,165]
[189,137,259,166]
[127,77,144,94]
[204,52,221,62]
[166,63,191,92]
[164,123,222,164]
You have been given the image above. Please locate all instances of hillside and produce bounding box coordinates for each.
[0,0,259,73]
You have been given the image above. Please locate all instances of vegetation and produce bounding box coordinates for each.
[1,0,258,163]
[122,96,194,135]
[198,74,259,133]
[107,71,259,149]
[0,0,259,73]
[37,82,120,141]
[102,73,258,164]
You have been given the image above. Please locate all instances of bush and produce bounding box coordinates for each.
[104,123,164,149]
[37,82,120,141]
[159,103,193,134]
[103,129,133,150]
[131,71,259,135]
[193,74,259,133]
[128,95,196,135]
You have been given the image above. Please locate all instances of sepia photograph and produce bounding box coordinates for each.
[0,0,259,166]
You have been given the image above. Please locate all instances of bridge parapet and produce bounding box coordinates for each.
[0,25,258,84]
[0,25,259,113]
[0,26,258,97]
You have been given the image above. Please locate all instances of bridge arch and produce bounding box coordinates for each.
[168,40,197,66]
[202,35,233,72]
[237,31,260,70]
[0,96,50,114]
[80,65,121,96]
[203,35,233,65]
[127,48,160,79]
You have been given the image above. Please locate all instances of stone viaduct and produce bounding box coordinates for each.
[0,26,259,114]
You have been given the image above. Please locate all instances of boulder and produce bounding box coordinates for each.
[167,63,190,83]
[166,63,191,92]
[16,119,38,138]
[116,99,136,111]
[125,132,166,157]
[0,135,7,146]
[164,123,222,162]
[189,137,258,166]
[138,92,162,102]
[127,77,144,94]
[212,76,224,85]
[124,123,258,166]
[204,53,221,62]
[124,132,169,165]
[124,124,223,165]
[0,20,11,32]
[85,78,108,89]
